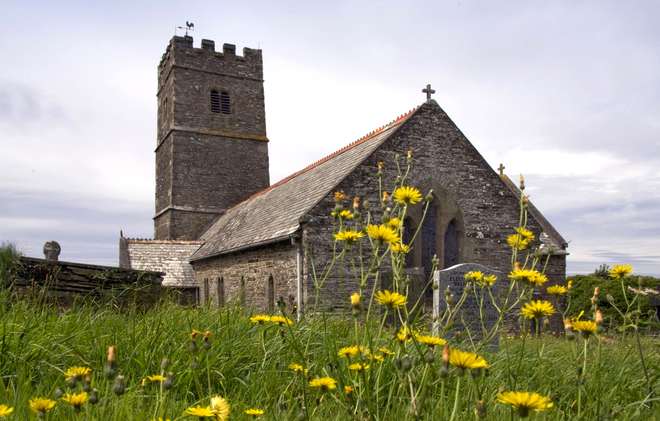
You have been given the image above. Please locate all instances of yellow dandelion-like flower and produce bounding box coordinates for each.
[338,346,364,358]
[64,366,91,381]
[464,271,484,282]
[521,300,556,319]
[530,273,548,287]
[497,391,553,417]
[547,285,567,295]
[270,315,293,326]
[288,363,308,375]
[366,224,401,245]
[393,186,422,205]
[572,319,597,336]
[62,392,88,411]
[396,327,414,342]
[379,347,395,355]
[479,275,497,287]
[211,395,231,420]
[370,354,384,363]
[349,363,370,372]
[375,290,407,310]
[29,397,55,415]
[334,229,365,244]
[387,217,401,229]
[416,334,446,348]
[610,264,633,279]
[245,408,264,417]
[345,386,354,396]
[509,268,547,287]
[517,227,535,241]
[0,405,13,418]
[250,315,271,324]
[147,374,166,382]
[507,234,530,250]
[449,349,488,370]
[190,329,202,341]
[309,377,337,392]
[331,209,354,219]
[391,243,411,254]
[334,191,347,201]
[185,405,217,418]
[151,418,171,421]
[350,292,360,308]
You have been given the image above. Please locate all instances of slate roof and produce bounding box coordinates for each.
[499,174,569,255]
[123,239,203,286]
[190,107,419,261]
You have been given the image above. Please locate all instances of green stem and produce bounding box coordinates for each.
[449,375,461,421]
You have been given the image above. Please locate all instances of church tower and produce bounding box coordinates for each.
[154,36,270,240]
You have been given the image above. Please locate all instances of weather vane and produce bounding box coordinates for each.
[176,21,195,36]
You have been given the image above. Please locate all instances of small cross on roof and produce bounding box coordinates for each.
[422,84,435,100]
[498,163,505,175]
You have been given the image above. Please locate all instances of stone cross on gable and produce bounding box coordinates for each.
[498,163,505,175]
[422,84,435,100]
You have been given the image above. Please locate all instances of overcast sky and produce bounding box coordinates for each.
[1,1,659,276]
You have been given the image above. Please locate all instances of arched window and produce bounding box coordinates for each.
[221,92,230,114]
[268,274,275,312]
[210,90,221,113]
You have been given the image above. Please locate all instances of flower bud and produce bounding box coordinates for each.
[104,346,117,379]
[161,358,170,371]
[89,388,99,405]
[190,355,200,371]
[395,153,400,162]
[202,331,212,350]
[54,388,64,399]
[606,294,615,304]
[66,374,77,389]
[424,347,435,363]
[425,190,434,202]
[638,276,644,287]
[476,400,487,418]
[596,310,604,333]
[394,358,402,371]
[112,375,126,396]
[141,378,147,392]
[442,345,450,369]
[438,366,450,378]
[404,276,411,286]
[83,371,92,392]
[350,292,360,309]
[395,176,402,188]
[298,407,308,421]
[564,318,576,341]
[382,191,388,203]
[189,339,198,354]
[401,354,412,372]
[465,283,472,294]
[432,281,439,290]
[163,372,174,390]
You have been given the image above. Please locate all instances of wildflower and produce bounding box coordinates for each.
[64,366,90,381]
[152,419,171,421]
[89,389,99,405]
[0,405,12,418]
[567,280,573,289]
[211,395,231,420]
[547,285,567,295]
[349,363,370,371]
[388,217,401,229]
[350,292,360,308]
[62,392,87,412]
[393,186,422,205]
[464,271,484,282]
[416,334,446,348]
[370,354,384,363]
[572,319,597,339]
[331,210,353,220]
[379,348,395,355]
[375,290,407,310]
[334,191,347,202]
[309,377,337,392]
[338,346,363,358]
[245,408,264,417]
[202,331,212,350]
[496,391,553,417]
[479,275,497,287]
[476,400,487,419]
[610,264,633,279]
[334,229,365,244]
[29,397,55,417]
[449,349,488,376]
[185,405,217,418]
[382,191,388,202]
[270,315,293,326]
[396,327,414,342]
[84,371,92,392]
[148,374,166,382]
[112,375,126,395]
[190,329,202,341]
[521,300,556,320]
[391,243,411,254]
[508,268,547,287]
[288,363,308,375]
[366,224,400,245]
[250,315,271,324]
[345,385,354,396]
[104,345,117,379]
[596,309,604,332]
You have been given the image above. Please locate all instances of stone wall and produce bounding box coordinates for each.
[194,240,298,313]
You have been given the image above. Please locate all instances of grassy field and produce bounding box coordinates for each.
[0,292,658,420]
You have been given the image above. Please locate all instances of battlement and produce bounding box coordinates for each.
[158,36,263,81]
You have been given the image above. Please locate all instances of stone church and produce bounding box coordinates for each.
[120,36,568,313]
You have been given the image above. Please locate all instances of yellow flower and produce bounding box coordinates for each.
[334,191,348,201]
[396,327,414,342]
[497,391,553,417]
[507,234,529,250]
[338,346,363,358]
[572,319,597,337]
[516,227,535,242]
[610,264,633,279]
[379,348,395,355]
[245,408,264,417]
[185,405,217,418]
[148,374,166,382]
[190,329,202,341]
[250,315,271,324]
[508,268,547,287]
[449,349,488,371]
[479,275,497,287]
[464,271,484,282]
[334,229,365,244]
[0,405,13,417]
[345,386,354,396]
[270,315,293,326]
[393,186,422,205]
[62,392,88,411]
[350,292,360,308]
[288,363,308,375]
[29,397,56,415]
[309,377,337,392]
[375,290,407,310]
[349,363,370,371]
[151,418,171,421]
[210,395,230,420]
[387,217,401,229]
[331,209,353,219]
[391,243,411,254]
[521,300,556,319]
[370,354,384,363]
[64,366,91,381]
[547,285,567,295]
[416,334,446,348]
[366,224,401,245]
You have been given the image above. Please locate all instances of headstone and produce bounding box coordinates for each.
[433,263,501,350]
[43,241,61,260]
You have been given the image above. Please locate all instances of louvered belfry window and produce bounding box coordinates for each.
[221,92,230,114]
[210,90,221,113]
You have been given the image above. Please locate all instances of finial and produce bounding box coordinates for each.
[498,163,505,175]
[422,84,435,100]
[176,21,195,36]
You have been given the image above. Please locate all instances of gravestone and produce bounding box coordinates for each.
[43,241,61,260]
[433,263,501,349]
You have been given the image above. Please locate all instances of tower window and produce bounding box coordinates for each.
[221,92,230,114]
[210,90,221,113]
